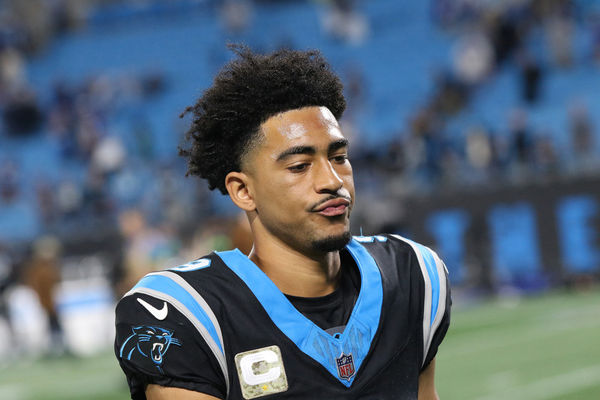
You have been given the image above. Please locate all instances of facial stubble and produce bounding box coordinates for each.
[311,230,353,253]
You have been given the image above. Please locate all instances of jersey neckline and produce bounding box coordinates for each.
[216,238,383,387]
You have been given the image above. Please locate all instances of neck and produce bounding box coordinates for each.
[248,221,341,298]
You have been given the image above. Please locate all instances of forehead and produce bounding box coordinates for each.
[259,106,344,150]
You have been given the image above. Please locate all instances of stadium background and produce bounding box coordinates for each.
[0,0,598,398]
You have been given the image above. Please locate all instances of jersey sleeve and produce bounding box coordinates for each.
[418,250,451,371]
[114,272,228,400]
[421,256,451,371]
[387,234,452,372]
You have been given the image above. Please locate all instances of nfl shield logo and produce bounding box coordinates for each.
[336,353,355,380]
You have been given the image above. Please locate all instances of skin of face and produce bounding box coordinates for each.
[239,106,355,256]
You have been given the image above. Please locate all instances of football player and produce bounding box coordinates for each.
[115,46,451,400]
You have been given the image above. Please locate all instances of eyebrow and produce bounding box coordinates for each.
[276,139,349,162]
[328,138,349,153]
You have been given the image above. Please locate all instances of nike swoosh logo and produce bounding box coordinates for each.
[137,298,168,320]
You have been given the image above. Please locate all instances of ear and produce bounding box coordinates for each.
[225,171,256,212]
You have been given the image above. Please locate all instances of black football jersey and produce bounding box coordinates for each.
[114,234,451,400]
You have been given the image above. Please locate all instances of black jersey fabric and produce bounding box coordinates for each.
[115,234,451,400]
[285,248,360,336]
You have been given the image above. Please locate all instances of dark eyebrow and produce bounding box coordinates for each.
[328,139,349,153]
[276,145,316,162]
[276,138,349,162]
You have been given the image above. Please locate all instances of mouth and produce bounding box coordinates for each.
[152,342,164,362]
[313,198,351,217]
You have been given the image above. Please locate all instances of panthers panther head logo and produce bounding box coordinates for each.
[119,326,181,372]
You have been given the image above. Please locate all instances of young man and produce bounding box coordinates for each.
[115,47,451,400]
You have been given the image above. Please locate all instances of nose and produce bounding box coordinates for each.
[314,159,343,193]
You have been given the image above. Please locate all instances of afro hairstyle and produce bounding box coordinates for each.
[179,45,347,195]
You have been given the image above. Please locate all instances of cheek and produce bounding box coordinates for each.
[258,169,304,195]
[254,177,298,212]
[340,167,355,191]
[347,174,355,191]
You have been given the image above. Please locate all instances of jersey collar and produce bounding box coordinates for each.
[216,238,383,387]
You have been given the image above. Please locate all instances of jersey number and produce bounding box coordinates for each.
[169,259,211,272]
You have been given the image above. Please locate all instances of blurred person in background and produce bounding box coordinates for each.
[22,236,64,356]
[567,101,599,176]
[0,159,20,203]
[219,0,253,35]
[114,46,451,400]
[2,86,44,136]
[116,209,180,296]
[507,108,535,183]
[321,0,369,44]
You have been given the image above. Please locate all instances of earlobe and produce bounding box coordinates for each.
[225,172,256,212]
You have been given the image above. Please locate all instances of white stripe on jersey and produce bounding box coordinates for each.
[391,234,448,367]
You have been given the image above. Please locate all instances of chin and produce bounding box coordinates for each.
[311,231,352,253]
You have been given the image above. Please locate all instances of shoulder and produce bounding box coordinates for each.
[352,234,450,350]
[116,252,229,345]
[117,253,221,322]
[352,234,447,277]
[115,255,229,360]
[119,252,235,301]
[115,253,232,397]
[360,233,449,306]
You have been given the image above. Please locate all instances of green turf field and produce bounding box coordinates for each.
[437,289,600,400]
[0,289,598,399]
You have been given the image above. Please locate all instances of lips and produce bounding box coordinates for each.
[313,198,350,216]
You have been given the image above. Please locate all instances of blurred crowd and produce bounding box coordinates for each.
[0,0,90,136]
[0,0,599,359]
[349,0,600,198]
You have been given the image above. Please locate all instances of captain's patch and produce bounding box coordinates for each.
[234,345,288,399]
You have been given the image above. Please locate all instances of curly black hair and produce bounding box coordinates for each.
[179,45,347,195]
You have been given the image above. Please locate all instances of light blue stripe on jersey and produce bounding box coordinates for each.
[216,238,383,387]
[405,239,440,326]
[132,274,224,354]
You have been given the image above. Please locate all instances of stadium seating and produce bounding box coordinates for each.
[1,0,599,243]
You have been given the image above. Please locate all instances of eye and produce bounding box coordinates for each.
[146,330,153,334]
[288,163,309,172]
[162,333,169,336]
[331,154,348,163]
